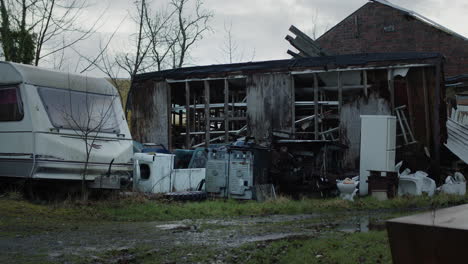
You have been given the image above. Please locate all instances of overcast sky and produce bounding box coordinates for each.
[66,0,468,77]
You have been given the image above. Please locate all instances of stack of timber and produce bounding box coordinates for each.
[285,25,331,58]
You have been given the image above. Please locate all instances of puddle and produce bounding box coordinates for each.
[336,215,388,233]
[155,224,191,230]
[245,233,307,243]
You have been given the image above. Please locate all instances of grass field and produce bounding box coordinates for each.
[2,192,468,224]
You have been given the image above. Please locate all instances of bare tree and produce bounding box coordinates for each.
[0,0,105,66]
[143,4,178,71]
[308,9,329,40]
[171,0,212,68]
[220,21,236,64]
[110,0,212,115]
[60,77,120,201]
[219,20,255,64]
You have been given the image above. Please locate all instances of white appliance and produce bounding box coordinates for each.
[205,149,229,196]
[228,150,254,200]
[133,153,205,193]
[359,115,396,196]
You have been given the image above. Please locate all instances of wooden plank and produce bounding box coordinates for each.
[405,76,416,132]
[287,49,307,58]
[314,73,319,140]
[178,110,182,129]
[296,84,371,92]
[167,82,172,150]
[363,70,368,97]
[246,73,293,143]
[211,117,246,121]
[291,74,296,137]
[388,69,395,112]
[287,25,330,56]
[422,68,431,149]
[192,92,197,132]
[285,35,322,57]
[338,72,342,115]
[185,81,191,149]
[433,62,442,180]
[182,130,242,136]
[224,79,229,143]
[149,81,169,147]
[204,80,210,147]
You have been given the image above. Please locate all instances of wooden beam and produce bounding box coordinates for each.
[314,73,319,140]
[224,79,229,143]
[185,81,191,149]
[287,49,307,58]
[204,80,210,148]
[167,82,172,151]
[211,117,246,121]
[433,61,442,180]
[287,25,331,56]
[338,71,343,116]
[178,110,182,128]
[405,76,416,132]
[388,69,395,112]
[363,70,368,97]
[286,35,321,57]
[291,74,296,137]
[422,68,431,149]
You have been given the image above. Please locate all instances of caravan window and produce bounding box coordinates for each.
[38,87,120,133]
[0,86,23,121]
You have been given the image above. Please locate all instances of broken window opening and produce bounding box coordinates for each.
[170,78,247,149]
[0,86,24,122]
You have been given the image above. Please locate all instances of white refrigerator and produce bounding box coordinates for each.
[359,115,396,196]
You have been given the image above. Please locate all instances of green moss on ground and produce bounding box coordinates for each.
[224,231,391,264]
[68,244,217,264]
[67,231,390,264]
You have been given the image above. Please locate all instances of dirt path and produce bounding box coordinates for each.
[0,210,402,263]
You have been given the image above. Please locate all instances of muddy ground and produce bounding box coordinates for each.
[0,209,411,264]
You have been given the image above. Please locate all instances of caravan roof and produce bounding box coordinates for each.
[0,61,116,95]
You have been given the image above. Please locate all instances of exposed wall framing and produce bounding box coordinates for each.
[169,78,247,149]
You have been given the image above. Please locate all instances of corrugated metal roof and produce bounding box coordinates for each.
[372,0,468,41]
[135,52,441,82]
[446,118,468,164]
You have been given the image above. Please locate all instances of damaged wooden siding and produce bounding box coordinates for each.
[246,73,294,144]
[340,92,392,169]
[130,80,170,147]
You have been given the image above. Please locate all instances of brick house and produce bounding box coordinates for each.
[316,0,468,78]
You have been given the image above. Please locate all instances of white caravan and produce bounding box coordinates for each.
[0,62,133,189]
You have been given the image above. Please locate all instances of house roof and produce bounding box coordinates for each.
[372,0,468,41]
[316,1,468,43]
[135,52,442,82]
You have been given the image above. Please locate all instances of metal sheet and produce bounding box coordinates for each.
[205,149,228,195]
[445,118,468,164]
[228,150,254,199]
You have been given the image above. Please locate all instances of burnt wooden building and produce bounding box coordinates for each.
[130,52,446,175]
